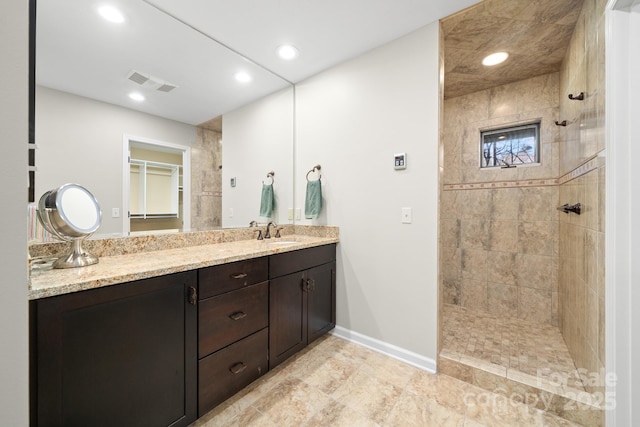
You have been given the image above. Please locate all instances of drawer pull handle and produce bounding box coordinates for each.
[229,362,247,374]
[229,311,247,321]
[231,273,248,279]
[187,286,197,305]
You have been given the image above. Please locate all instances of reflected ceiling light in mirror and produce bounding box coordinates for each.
[482,52,509,66]
[277,45,299,60]
[234,71,252,83]
[98,5,125,23]
[128,92,145,101]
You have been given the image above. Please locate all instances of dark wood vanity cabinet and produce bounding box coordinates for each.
[197,257,269,416]
[30,244,337,424]
[30,271,198,427]
[268,244,336,369]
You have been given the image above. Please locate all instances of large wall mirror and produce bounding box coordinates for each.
[33,0,294,237]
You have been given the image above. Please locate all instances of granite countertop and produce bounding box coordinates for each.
[29,234,338,300]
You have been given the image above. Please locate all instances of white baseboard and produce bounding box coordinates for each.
[330,326,437,373]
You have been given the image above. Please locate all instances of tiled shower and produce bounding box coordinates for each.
[438,0,606,425]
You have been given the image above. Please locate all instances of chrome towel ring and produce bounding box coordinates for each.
[306,165,321,181]
[263,171,275,185]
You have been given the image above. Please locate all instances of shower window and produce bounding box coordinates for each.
[480,122,540,168]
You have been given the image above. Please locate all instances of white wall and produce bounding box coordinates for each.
[35,86,196,235]
[0,0,29,424]
[606,2,640,425]
[222,86,294,228]
[295,23,440,363]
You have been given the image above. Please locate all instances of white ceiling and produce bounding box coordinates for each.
[36,0,479,125]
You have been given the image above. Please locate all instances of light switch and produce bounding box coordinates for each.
[288,208,294,220]
[401,207,412,224]
[295,208,301,220]
[229,208,234,218]
[112,208,120,218]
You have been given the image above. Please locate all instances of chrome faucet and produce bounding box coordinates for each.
[265,222,276,239]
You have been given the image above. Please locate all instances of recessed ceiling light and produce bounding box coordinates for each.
[482,52,509,67]
[277,45,299,60]
[128,92,144,102]
[98,5,125,23]
[234,71,252,83]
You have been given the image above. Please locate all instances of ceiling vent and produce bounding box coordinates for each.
[127,70,149,85]
[126,70,178,93]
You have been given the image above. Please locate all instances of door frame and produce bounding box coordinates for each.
[122,134,191,234]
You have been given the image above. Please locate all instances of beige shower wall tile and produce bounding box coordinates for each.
[462,278,488,312]
[490,188,520,220]
[444,91,490,131]
[518,287,552,324]
[440,190,461,220]
[486,251,517,285]
[583,228,598,290]
[461,189,492,220]
[519,187,559,222]
[516,254,558,291]
[487,282,518,318]
[515,73,560,114]
[440,247,462,280]
[461,219,490,250]
[518,221,559,257]
[442,277,462,306]
[488,221,519,253]
[443,129,462,184]
[440,219,461,249]
[488,83,518,119]
[462,248,488,281]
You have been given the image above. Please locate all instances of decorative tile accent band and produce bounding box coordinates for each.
[443,178,558,191]
[558,155,603,185]
[443,153,605,191]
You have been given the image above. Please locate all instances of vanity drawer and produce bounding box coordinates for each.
[198,328,268,416]
[269,244,336,278]
[199,257,268,299]
[198,281,268,358]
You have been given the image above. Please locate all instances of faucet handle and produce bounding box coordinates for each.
[249,220,258,227]
[275,227,284,238]
[255,229,263,240]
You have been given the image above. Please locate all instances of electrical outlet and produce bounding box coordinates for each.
[288,208,294,220]
[229,208,234,218]
[295,208,301,220]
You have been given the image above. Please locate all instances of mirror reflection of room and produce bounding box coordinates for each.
[33,0,293,237]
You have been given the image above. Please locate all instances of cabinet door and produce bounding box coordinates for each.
[269,272,307,369]
[307,262,336,343]
[32,272,197,427]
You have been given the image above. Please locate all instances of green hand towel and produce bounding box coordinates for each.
[305,180,322,219]
[259,183,274,217]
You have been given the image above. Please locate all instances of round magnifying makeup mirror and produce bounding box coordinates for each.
[37,183,102,268]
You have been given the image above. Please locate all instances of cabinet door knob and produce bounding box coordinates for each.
[229,362,247,374]
[230,273,248,279]
[187,286,197,305]
[229,311,247,321]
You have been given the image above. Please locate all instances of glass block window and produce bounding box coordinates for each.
[480,122,540,168]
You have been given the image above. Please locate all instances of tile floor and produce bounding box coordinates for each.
[440,305,585,390]
[191,334,582,426]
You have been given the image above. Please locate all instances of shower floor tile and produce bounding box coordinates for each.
[441,304,586,392]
